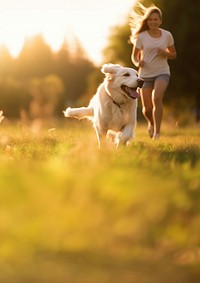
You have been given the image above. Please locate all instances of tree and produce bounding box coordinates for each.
[158,0,200,121]
[16,34,54,78]
[0,45,14,76]
[54,39,95,105]
[102,24,132,67]
[0,34,95,119]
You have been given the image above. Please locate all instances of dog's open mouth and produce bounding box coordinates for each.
[121,85,140,99]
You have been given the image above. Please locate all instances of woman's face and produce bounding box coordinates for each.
[147,12,162,30]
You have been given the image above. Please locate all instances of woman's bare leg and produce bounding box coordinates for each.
[140,87,154,137]
[152,79,169,138]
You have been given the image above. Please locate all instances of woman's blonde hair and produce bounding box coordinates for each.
[129,2,162,43]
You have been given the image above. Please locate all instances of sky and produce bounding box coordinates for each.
[0,0,136,64]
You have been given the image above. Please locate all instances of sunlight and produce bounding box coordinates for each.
[0,8,109,63]
[0,8,106,61]
[0,9,71,57]
[0,0,135,63]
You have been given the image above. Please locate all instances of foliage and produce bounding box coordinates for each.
[0,35,95,119]
[0,77,31,118]
[0,123,200,282]
[78,66,104,106]
[102,24,133,67]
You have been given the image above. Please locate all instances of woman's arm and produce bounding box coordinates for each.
[131,46,145,67]
[157,44,177,60]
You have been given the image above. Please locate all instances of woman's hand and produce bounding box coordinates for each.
[157,46,177,60]
[138,60,145,67]
[157,48,167,57]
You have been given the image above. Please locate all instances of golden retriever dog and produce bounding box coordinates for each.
[63,64,143,148]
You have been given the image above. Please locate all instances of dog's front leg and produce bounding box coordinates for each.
[117,124,134,147]
[94,127,107,149]
[94,127,101,149]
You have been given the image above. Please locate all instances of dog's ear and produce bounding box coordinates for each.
[101,64,121,75]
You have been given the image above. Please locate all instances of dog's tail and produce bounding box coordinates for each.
[63,107,94,120]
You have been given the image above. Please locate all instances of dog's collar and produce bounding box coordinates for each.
[107,93,122,108]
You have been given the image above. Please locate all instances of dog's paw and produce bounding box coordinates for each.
[107,130,121,146]
[63,108,72,117]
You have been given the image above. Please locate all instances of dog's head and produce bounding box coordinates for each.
[101,63,143,101]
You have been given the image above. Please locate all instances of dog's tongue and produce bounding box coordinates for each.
[129,88,140,99]
[124,86,140,99]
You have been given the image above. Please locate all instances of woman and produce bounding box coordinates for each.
[130,3,177,139]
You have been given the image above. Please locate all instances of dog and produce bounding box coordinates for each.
[63,63,144,148]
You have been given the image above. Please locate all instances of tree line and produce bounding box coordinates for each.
[0,34,95,120]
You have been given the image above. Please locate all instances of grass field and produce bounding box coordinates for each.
[0,120,200,283]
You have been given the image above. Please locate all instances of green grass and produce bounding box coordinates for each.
[0,121,200,283]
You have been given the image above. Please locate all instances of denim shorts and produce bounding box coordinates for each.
[142,74,170,88]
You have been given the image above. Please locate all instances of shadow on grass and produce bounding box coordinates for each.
[1,250,200,283]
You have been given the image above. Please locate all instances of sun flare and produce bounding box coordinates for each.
[0,7,109,63]
[0,0,135,64]
[0,9,76,56]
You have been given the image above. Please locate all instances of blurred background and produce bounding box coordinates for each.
[0,0,199,127]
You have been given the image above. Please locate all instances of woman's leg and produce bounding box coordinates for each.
[140,86,154,137]
[152,79,169,138]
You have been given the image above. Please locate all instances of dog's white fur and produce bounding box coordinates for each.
[63,64,143,148]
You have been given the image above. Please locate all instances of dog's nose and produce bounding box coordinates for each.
[137,78,144,88]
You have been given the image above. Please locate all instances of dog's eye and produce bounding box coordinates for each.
[123,73,130,77]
